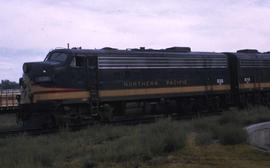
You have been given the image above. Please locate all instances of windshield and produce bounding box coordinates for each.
[44,52,68,63]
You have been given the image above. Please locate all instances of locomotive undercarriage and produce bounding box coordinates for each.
[238,90,270,108]
[17,85,270,128]
[17,93,233,128]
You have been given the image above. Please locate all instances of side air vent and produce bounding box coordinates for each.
[128,46,191,52]
[129,47,153,51]
[71,47,82,50]
[102,47,118,50]
[164,47,191,52]
[237,49,258,53]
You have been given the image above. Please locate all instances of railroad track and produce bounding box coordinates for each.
[0,107,20,114]
[0,122,96,138]
[0,110,222,138]
[0,127,61,138]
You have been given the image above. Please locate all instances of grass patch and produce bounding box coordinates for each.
[195,131,214,145]
[138,119,187,154]
[0,119,188,167]
[0,106,269,167]
[219,106,270,126]
[217,123,248,145]
[88,119,187,162]
[192,106,270,146]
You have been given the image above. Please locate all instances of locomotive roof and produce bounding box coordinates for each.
[50,48,226,57]
[234,51,270,60]
[50,48,270,60]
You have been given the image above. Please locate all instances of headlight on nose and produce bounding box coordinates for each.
[35,76,52,83]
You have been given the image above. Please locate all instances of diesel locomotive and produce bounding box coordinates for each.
[17,47,270,127]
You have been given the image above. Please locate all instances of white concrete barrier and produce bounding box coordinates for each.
[246,121,270,151]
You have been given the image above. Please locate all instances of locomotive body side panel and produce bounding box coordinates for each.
[97,52,231,101]
[235,53,270,92]
[20,49,232,104]
[256,53,270,90]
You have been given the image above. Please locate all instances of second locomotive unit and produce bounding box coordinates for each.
[17,47,270,127]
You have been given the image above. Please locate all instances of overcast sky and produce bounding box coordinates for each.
[1,0,270,81]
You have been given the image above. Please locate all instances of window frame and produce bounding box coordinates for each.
[44,52,68,64]
[70,55,87,68]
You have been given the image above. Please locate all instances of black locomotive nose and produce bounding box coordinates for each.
[22,62,53,81]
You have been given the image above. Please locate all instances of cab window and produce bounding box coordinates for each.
[45,52,68,63]
[70,56,86,68]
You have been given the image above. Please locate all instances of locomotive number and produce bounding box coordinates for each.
[244,77,251,83]
[217,79,224,85]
